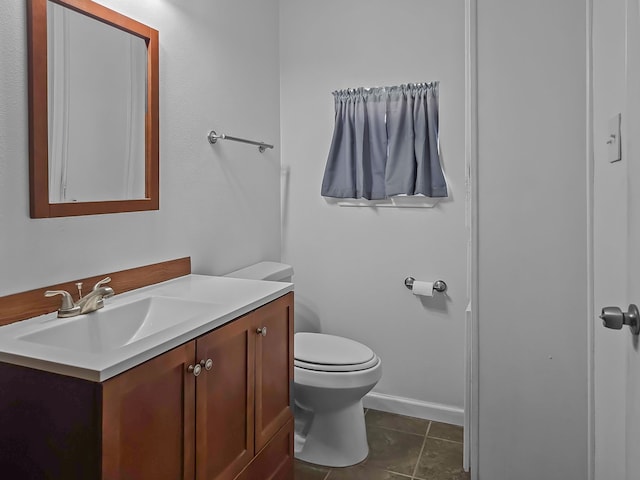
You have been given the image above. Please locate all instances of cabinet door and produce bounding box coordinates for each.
[102,342,196,480]
[254,293,294,452]
[195,314,255,480]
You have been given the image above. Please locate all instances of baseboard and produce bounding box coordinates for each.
[363,391,464,426]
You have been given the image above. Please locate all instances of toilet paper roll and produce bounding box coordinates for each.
[412,280,434,297]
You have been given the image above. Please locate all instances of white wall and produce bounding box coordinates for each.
[477,1,588,479]
[592,0,628,478]
[0,0,281,296]
[279,0,467,417]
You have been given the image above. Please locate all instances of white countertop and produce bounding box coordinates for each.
[0,274,293,382]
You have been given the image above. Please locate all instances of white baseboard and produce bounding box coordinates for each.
[363,391,464,426]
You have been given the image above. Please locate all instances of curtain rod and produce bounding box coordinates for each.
[332,81,438,96]
[207,130,274,153]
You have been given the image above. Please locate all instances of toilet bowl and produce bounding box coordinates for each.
[293,332,382,467]
[224,262,382,467]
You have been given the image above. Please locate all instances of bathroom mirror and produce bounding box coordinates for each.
[27,0,159,217]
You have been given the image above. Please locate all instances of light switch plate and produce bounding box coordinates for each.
[608,113,622,163]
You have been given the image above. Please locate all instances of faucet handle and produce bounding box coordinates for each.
[44,290,81,317]
[45,290,75,309]
[93,277,111,291]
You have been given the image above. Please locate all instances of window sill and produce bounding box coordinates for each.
[331,196,442,208]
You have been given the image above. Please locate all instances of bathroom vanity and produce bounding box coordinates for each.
[0,259,294,480]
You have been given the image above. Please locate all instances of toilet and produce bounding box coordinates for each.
[225,262,382,467]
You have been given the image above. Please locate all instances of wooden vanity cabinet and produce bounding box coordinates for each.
[0,293,294,480]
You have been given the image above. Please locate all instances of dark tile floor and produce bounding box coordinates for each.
[294,409,470,480]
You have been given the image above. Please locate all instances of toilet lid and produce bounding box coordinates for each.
[294,333,378,372]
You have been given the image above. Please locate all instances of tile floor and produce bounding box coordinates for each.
[294,409,470,480]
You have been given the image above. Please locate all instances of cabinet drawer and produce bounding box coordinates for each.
[235,418,293,480]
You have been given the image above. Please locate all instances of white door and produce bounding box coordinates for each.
[595,1,640,479]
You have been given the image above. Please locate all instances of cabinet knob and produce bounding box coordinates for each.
[187,363,202,377]
[256,327,268,337]
[201,358,213,371]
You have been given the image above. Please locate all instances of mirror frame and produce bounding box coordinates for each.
[27,0,159,218]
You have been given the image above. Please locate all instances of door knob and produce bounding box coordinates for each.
[188,363,202,377]
[600,304,640,335]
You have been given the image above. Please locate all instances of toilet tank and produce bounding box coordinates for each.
[224,261,293,282]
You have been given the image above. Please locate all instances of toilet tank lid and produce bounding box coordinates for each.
[224,261,293,281]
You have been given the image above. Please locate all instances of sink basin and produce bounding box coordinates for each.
[19,296,219,353]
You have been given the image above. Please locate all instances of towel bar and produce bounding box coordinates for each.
[208,130,273,153]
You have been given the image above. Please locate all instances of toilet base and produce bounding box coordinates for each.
[294,400,368,467]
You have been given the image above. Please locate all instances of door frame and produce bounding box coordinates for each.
[464,0,479,475]
[586,0,595,478]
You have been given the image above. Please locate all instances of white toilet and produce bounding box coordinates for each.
[225,262,382,467]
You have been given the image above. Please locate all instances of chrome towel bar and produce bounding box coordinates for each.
[208,130,274,153]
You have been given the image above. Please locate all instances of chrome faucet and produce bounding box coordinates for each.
[76,277,115,314]
[45,277,115,318]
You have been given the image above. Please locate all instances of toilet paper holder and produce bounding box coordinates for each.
[404,277,447,293]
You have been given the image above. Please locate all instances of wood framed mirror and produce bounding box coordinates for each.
[27,0,159,218]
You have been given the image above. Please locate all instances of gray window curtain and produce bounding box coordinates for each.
[321,83,447,200]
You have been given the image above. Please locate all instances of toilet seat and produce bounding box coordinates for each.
[294,356,380,372]
[294,332,379,372]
